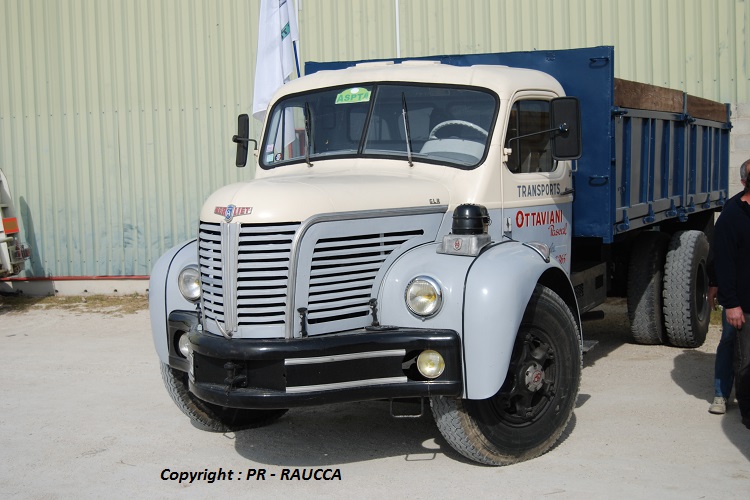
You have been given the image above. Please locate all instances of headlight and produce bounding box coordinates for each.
[405,276,442,318]
[178,265,201,302]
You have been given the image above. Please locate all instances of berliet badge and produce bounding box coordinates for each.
[214,204,253,222]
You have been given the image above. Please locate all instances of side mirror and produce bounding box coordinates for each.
[550,97,582,160]
[231,114,257,167]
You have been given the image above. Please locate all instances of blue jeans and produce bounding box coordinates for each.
[715,309,737,398]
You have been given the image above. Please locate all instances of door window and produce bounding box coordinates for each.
[505,100,554,174]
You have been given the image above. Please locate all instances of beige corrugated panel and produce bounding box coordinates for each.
[300,0,748,102]
[1,0,748,278]
[0,0,260,277]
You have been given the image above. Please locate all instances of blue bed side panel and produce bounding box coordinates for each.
[306,46,616,241]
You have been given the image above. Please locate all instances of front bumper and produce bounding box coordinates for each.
[177,316,462,409]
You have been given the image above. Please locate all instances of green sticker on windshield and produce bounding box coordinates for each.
[335,87,371,104]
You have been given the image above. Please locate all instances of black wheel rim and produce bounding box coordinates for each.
[489,329,558,427]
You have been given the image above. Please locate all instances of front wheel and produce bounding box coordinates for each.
[160,363,287,432]
[431,285,581,465]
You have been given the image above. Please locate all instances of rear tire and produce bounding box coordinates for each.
[663,230,710,348]
[160,363,287,432]
[627,231,670,344]
[431,285,581,465]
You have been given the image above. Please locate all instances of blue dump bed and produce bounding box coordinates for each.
[306,46,731,244]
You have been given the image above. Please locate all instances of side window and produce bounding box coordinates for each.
[505,100,554,174]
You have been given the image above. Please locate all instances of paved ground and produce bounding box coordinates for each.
[0,298,749,499]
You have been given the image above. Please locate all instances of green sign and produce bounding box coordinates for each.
[335,87,371,104]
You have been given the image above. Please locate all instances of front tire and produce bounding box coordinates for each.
[160,363,287,432]
[431,285,581,465]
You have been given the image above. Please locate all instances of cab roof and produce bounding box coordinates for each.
[272,60,566,102]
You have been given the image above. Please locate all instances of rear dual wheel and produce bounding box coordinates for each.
[662,230,710,348]
[626,230,710,348]
[627,232,670,344]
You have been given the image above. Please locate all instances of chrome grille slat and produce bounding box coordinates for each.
[309,280,374,294]
[309,262,383,277]
[307,304,373,321]
[312,253,391,267]
[307,271,379,286]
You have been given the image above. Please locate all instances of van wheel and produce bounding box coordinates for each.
[160,363,287,432]
[627,232,670,344]
[663,230,710,348]
[431,285,581,465]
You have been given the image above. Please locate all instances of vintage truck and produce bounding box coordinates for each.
[149,46,730,465]
[0,168,30,279]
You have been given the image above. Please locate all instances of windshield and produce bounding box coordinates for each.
[260,83,497,169]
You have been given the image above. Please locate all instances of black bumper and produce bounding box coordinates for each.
[174,316,462,409]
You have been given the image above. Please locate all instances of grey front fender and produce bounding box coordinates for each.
[149,240,198,364]
[463,241,576,400]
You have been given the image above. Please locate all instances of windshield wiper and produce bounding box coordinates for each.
[401,93,413,167]
[304,101,313,167]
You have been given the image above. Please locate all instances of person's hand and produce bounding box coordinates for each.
[708,286,718,310]
[726,306,745,329]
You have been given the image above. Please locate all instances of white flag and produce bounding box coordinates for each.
[253,0,300,123]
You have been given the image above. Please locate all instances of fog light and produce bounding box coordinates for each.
[177,333,190,358]
[417,350,445,379]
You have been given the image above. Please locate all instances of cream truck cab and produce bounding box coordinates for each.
[151,57,583,466]
[151,47,730,465]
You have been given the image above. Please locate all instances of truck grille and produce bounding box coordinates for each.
[199,222,299,327]
[199,212,440,338]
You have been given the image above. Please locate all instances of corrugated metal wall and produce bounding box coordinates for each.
[0,0,261,277]
[1,0,748,278]
[301,0,749,102]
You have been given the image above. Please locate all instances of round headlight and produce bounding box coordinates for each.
[178,266,201,302]
[405,276,442,318]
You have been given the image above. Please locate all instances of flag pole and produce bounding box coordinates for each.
[293,41,301,78]
[292,0,301,78]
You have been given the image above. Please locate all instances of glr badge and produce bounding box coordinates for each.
[214,205,253,222]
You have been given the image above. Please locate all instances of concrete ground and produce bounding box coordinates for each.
[0,298,748,499]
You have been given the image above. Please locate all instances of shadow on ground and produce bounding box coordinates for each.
[580,298,632,369]
[232,400,460,466]
[672,349,750,461]
[232,397,580,467]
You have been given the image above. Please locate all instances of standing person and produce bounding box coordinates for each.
[706,160,749,415]
[713,159,750,429]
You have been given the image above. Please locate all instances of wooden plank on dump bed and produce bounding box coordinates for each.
[614,78,727,123]
[686,94,728,123]
[614,78,683,114]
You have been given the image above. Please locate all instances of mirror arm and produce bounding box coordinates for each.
[232,135,258,150]
[507,124,568,144]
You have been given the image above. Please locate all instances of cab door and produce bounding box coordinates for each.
[500,93,575,274]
